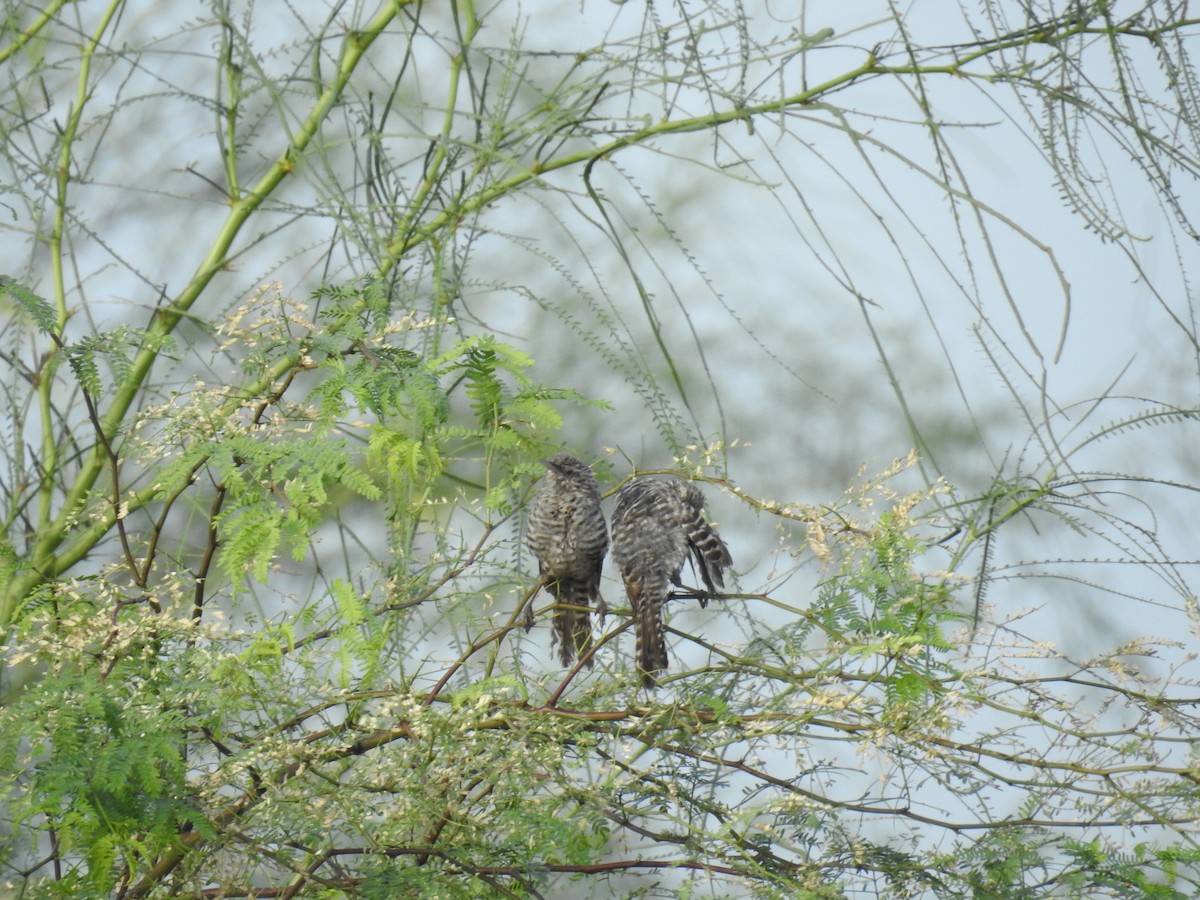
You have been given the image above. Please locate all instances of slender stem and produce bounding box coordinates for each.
[4,2,410,626]
[0,0,74,65]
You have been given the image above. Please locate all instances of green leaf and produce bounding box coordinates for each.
[0,275,56,334]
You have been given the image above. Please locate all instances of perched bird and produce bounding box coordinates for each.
[526,453,609,666]
[610,477,732,686]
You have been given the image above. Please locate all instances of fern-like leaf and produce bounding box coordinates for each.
[1,275,56,334]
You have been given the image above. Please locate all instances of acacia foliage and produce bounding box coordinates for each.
[2,0,1200,897]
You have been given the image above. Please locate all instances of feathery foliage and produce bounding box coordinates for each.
[2,0,1200,896]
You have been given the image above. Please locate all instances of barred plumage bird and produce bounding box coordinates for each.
[610,477,732,686]
[526,453,609,666]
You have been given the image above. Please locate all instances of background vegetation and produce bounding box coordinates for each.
[2,0,1199,896]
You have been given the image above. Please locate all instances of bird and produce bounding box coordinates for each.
[610,477,732,686]
[525,453,609,667]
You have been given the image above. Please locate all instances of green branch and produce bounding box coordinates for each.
[0,0,74,65]
[3,2,411,626]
